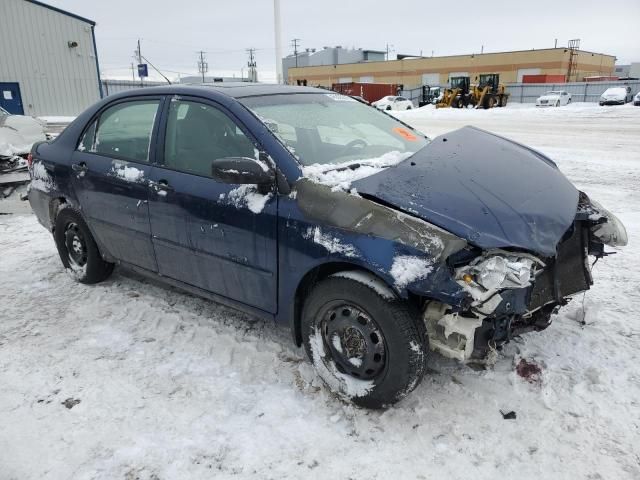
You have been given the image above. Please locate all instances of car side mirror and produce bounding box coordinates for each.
[210,157,275,185]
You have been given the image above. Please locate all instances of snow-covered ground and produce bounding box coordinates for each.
[1,103,639,479]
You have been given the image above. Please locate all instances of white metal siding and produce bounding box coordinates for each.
[0,0,101,116]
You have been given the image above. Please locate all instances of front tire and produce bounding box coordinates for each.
[301,275,428,409]
[54,207,114,284]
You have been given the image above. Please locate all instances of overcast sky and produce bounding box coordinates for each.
[48,0,640,82]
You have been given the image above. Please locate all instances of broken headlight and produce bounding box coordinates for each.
[456,253,543,292]
[589,199,628,247]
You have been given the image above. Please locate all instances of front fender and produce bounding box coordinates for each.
[276,179,472,336]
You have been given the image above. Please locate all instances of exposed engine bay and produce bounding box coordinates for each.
[422,192,628,363]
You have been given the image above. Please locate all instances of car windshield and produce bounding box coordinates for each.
[545,91,562,95]
[241,93,429,168]
[604,88,625,95]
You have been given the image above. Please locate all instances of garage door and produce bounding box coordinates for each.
[517,68,541,82]
[421,73,440,86]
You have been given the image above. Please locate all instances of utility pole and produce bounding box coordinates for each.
[273,0,283,83]
[291,38,301,67]
[246,48,257,83]
[130,63,135,82]
[197,51,208,83]
[386,43,394,61]
[135,39,143,86]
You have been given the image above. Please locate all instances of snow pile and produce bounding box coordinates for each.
[390,255,433,288]
[302,150,413,191]
[111,165,145,182]
[225,185,272,214]
[305,226,358,257]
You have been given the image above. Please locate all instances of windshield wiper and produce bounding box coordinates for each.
[321,162,363,173]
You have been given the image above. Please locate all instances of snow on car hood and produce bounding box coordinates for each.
[538,94,560,101]
[0,114,46,157]
[351,126,579,257]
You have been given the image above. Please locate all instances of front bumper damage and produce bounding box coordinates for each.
[423,192,627,363]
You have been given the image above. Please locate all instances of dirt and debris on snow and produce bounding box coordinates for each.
[1,103,639,479]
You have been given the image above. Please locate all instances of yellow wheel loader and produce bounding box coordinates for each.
[471,74,510,109]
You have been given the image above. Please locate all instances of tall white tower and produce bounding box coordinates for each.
[273,0,283,84]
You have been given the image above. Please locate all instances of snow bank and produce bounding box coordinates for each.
[301,150,413,190]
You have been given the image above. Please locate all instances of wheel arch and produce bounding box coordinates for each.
[290,261,402,347]
[49,196,69,230]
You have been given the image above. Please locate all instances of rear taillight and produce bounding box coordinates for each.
[27,153,33,168]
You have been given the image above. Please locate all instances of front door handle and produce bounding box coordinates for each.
[71,162,88,173]
[155,179,174,192]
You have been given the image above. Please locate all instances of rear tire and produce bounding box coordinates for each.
[301,275,428,409]
[54,207,114,284]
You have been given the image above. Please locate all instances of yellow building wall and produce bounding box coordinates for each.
[288,49,615,87]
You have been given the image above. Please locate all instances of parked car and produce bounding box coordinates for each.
[0,106,46,159]
[27,85,627,408]
[535,90,572,107]
[634,91,640,106]
[372,96,413,111]
[599,86,634,105]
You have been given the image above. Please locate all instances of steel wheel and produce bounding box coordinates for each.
[63,222,88,270]
[320,301,387,380]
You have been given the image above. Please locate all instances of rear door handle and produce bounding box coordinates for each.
[71,162,88,173]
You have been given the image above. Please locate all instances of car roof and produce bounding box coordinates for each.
[108,82,322,101]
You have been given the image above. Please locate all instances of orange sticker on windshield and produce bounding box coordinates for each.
[392,127,418,141]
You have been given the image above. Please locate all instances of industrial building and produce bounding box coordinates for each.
[283,46,385,84]
[287,47,616,89]
[0,0,102,116]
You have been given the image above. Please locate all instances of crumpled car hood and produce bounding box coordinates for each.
[0,114,46,157]
[352,126,579,257]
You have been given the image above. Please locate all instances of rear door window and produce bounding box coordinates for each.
[80,100,160,162]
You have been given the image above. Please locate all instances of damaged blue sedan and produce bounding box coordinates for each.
[28,84,627,408]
